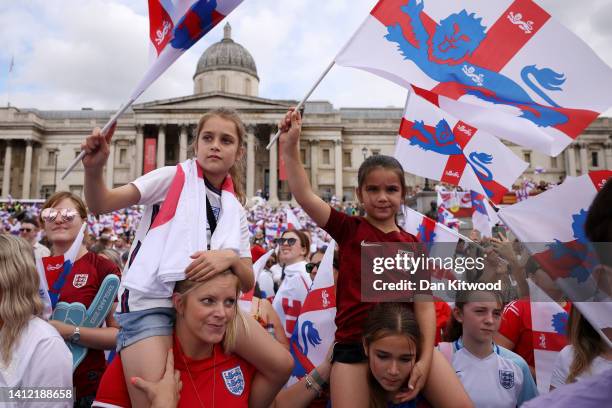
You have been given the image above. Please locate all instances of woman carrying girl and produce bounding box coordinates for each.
[93,270,293,407]
[438,290,538,407]
[82,108,256,407]
[278,109,471,407]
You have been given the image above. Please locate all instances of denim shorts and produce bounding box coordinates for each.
[115,307,175,352]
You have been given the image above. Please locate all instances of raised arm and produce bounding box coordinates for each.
[82,126,141,214]
[279,109,330,228]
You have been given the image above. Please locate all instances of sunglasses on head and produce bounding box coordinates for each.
[306,262,320,274]
[41,208,78,223]
[275,237,297,246]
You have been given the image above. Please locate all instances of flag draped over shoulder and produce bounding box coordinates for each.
[36,223,87,315]
[130,0,243,105]
[498,171,612,347]
[335,0,612,156]
[288,241,337,385]
[394,88,527,203]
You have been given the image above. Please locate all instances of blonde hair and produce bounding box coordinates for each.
[0,235,44,365]
[174,271,247,353]
[191,108,247,205]
[566,307,606,382]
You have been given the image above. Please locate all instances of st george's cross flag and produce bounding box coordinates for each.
[125,0,243,110]
[394,88,527,203]
[286,208,304,230]
[335,0,612,156]
[528,280,569,394]
[36,223,87,317]
[288,241,337,385]
[470,190,499,238]
[498,171,612,347]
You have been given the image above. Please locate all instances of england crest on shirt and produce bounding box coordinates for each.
[222,366,245,396]
[72,274,88,289]
[499,369,515,389]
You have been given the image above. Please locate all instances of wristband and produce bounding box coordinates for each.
[305,374,322,395]
[310,368,327,388]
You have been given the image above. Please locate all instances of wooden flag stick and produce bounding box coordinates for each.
[266,60,335,150]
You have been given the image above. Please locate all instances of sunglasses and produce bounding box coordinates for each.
[306,260,339,274]
[41,208,79,223]
[306,262,320,274]
[275,237,297,246]
[20,227,34,233]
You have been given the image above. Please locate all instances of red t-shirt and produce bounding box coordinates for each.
[498,299,571,368]
[94,336,256,407]
[47,251,121,399]
[324,207,419,343]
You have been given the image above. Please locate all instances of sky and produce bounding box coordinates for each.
[1,0,611,113]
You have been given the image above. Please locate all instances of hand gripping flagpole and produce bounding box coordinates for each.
[266,60,335,150]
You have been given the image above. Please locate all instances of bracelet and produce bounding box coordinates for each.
[310,368,327,388]
[305,374,322,395]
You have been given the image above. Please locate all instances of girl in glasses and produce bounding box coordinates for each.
[40,191,122,407]
[278,109,472,407]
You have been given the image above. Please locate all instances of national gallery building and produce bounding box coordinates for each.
[1,24,611,203]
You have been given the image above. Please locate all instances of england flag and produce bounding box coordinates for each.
[335,0,612,156]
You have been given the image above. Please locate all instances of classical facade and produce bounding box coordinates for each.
[1,23,611,202]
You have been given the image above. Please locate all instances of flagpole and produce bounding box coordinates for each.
[266,60,335,150]
[60,98,136,180]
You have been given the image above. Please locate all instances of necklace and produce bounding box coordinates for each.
[180,345,216,408]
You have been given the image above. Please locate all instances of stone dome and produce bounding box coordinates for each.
[194,23,258,79]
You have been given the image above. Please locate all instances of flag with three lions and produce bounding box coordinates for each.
[336,0,612,156]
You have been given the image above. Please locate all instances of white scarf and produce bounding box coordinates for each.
[123,159,242,297]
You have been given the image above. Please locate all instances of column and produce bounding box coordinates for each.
[604,142,612,169]
[246,125,256,198]
[269,126,279,206]
[334,139,343,200]
[106,140,115,189]
[2,140,12,198]
[179,124,188,163]
[565,145,577,177]
[22,140,33,199]
[579,143,589,175]
[309,140,319,192]
[135,125,144,177]
[157,124,166,168]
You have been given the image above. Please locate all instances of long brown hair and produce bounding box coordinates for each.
[192,108,246,205]
[566,307,607,382]
[0,235,44,365]
[363,303,420,408]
